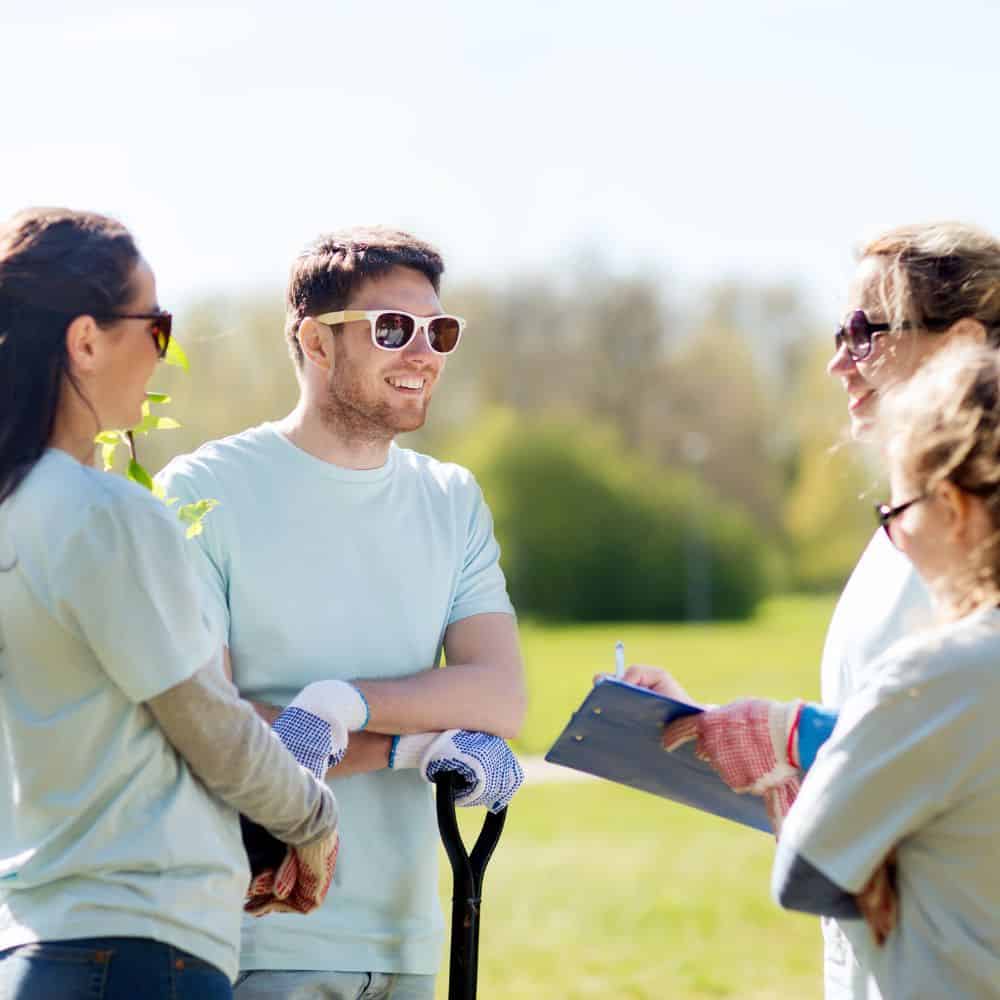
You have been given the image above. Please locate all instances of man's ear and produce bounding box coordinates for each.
[297,317,334,372]
[64,315,101,373]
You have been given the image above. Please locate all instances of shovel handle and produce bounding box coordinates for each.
[434,772,508,1000]
[435,773,507,884]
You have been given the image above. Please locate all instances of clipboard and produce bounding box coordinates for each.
[545,678,771,833]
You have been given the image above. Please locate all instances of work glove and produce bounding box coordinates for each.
[662,698,804,836]
[244,828,340,917]
[272,679,370,778]
[856,850,898,948]
[389,729,524,813]
[241,680,367,881]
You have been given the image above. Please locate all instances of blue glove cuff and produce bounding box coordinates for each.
[354,686,371,732]
[797,702,839,772]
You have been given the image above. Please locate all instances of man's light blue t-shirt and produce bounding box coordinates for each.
[0,450,248,981]
[157,424,515,976]
[783,607,1000,1000]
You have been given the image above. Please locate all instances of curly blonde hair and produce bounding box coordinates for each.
[860,222,1000,346]
[884,341,1000,613]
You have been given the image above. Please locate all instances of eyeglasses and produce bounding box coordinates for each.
[835,310,914,362]
[874,495,926,544]
[314,309,465,356]
[98,310,173,359]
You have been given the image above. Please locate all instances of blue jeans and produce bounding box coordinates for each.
[0,936,232,1000]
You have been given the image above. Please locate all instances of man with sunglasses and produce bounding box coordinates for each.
[158,227,526,1000]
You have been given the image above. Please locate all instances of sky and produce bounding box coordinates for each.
[3,0,1000,319]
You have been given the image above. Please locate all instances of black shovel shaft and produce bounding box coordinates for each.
[434,773,507,1000]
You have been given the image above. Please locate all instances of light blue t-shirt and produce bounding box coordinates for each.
[782,607,1000,1000]
[0,450,248,981]
[157,424,515,975]
[817,529,932,1000]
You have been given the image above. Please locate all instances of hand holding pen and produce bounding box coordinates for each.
[596,643,700,706]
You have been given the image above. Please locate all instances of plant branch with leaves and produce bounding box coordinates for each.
[95,337,218,538]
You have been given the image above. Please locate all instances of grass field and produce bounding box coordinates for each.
[436,593,839,999]
[513,592,836,756]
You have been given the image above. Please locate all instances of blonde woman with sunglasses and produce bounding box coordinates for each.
[623,222,1000,1000]
[769,340,1000,998]
[0,208,342,1000]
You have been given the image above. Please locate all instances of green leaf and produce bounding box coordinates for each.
[164,337,189,371]
[177,498,219,538]
[132,413,182,436]
[96,430,128,471]
[126,459,154,491]
[177,498,219,523]
[145,392,171,404]
[131,412,158,436]
[163,496,180,507]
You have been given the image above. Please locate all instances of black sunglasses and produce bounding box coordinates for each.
[835,310,914,362]
[874,496,926,544]
[876,479,999,545]
[97,310,173,360]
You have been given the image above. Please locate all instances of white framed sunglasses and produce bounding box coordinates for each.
[314,309,466,355]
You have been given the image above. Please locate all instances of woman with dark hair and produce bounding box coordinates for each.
[0,208,341,1000]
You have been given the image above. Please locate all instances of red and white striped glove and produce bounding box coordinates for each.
[663,698,805,836]
[244,829,339,917]
[241,679,366,883]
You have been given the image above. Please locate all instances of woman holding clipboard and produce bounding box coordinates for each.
[627,222,1000,1000]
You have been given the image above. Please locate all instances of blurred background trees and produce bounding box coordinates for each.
[141,259,877,621]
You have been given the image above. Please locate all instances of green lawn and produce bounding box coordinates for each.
[436,593,839,999]
[513,592,837,756]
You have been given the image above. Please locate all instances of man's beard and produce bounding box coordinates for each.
[318,360,430,444]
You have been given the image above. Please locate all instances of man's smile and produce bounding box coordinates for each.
[386,374,428,393]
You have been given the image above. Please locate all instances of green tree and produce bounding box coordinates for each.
[442,409,769,621]
[783,341,878,590]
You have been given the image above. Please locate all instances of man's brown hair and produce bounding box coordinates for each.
[285,226,445,366]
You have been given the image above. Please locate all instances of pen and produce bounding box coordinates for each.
[615,640,625,681]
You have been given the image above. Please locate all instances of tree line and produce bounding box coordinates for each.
[139,262,879,620]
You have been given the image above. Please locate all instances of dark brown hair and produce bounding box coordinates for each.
[0,207,140,503]
[284,226,445,366]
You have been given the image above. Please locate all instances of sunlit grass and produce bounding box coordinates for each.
[438,781,822,999]
[512,593,836,755]
[435,594,837,998]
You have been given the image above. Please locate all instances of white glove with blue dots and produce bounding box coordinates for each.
[389,729,524,813]
[272,680,369,778]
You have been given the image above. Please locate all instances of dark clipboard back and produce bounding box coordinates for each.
[545,679,771,833]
